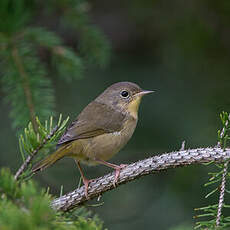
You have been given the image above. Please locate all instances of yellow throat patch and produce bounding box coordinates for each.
[127,96,142,119]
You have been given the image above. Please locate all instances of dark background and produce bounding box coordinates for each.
[1,0,230,229]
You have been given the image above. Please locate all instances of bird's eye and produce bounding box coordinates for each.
[120,90,129,98]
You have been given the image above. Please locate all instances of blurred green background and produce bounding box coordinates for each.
[1,0,230,229]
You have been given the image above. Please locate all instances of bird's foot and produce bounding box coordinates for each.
[113,164,127,187]
[82,178,94,199]
[75,160,93,199]
[93,159,128,187]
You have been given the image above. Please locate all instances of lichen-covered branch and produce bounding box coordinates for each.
[51,147,230,211]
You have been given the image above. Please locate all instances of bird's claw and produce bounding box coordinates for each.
[113,164,127,187]
[82,178,93,199]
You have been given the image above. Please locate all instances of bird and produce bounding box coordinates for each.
[32,81,153,198]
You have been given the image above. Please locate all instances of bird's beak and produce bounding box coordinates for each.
[136,90,154,97]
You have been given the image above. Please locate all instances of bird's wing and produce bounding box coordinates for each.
[57,101,126,147]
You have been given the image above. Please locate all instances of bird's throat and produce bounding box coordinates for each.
[127,96,142,119]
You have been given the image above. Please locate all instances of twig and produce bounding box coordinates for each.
[215,116,230,227]
[51,147,230,212]
[14,125,58,180]
[216,161,228,227]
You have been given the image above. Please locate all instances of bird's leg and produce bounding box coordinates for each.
[94,159,127,187]
[75,160,92,199]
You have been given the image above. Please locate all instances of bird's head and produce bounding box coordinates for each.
[96,82,154,118]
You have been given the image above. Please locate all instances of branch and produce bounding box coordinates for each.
[51,147,230,211]
[14,125,58,180]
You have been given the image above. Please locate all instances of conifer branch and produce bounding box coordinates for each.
[215,114,230,227]
[11,47,37,130]
[14,125,58,180]
[14,115,69,181]
[51,147,230,212]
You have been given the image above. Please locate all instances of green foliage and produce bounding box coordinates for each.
[10,114,104,229]
[0,168,104,230]
[52,46,83,81]
[16,115,69,180]
[78,25,111,68]
[1,44,55,129]
[59,0,111,67]
[0,0,110,130]
[195,112,230,229]
[0,0,33,34]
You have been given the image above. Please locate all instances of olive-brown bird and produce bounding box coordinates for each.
[33,82,153,197]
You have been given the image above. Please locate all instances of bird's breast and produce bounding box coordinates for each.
[80,117,137,163]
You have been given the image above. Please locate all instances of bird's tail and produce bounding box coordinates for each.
[32,145,70,173]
